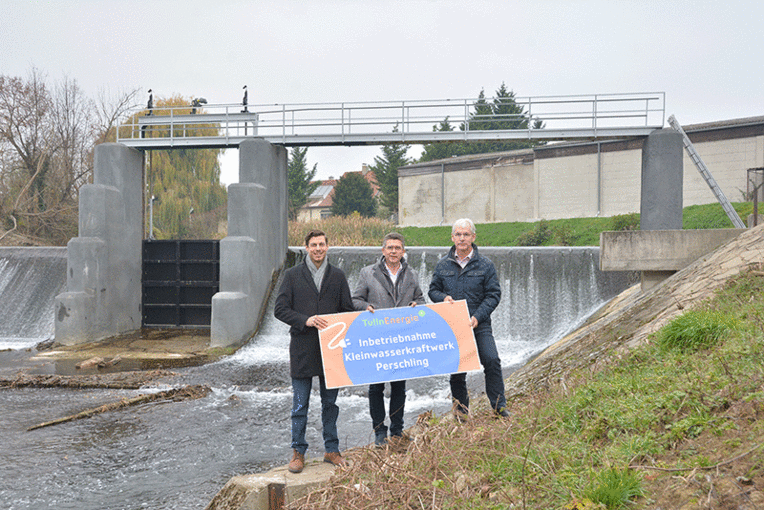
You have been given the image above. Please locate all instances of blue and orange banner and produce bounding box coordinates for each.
[318,300,481,389]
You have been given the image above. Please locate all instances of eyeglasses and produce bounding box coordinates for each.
[452,232,473,238]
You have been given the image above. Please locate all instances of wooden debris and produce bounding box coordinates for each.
[0,370,177,390]
[75,355,123,370]
[27,385,211,431]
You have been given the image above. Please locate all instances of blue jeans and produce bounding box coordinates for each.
[291,376,339,455]
[369,380,406,438]
[449,324,506,412]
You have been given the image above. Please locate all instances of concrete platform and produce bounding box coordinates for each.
[29,328,233,375]
[204,458,341,510]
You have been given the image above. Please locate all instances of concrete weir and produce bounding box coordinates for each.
[54,139,287,348]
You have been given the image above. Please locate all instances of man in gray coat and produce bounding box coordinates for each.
[352,232,425,446]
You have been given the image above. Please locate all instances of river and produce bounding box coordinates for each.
[0,246,630,509]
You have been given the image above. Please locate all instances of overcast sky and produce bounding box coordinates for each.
[4,0,763,184]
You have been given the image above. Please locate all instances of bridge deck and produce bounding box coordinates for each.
[118,92,665,149]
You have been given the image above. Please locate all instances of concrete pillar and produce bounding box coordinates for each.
[640,129,684,291]
[55,144,144,344]
[211,139,287,348]
[640,129,683,230]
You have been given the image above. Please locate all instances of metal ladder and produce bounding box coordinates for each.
[667,115,746,228]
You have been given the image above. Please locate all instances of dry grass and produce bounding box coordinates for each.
[287,270,764,509]
[289,214,396,246]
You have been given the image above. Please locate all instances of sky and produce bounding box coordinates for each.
[3,0,763,185]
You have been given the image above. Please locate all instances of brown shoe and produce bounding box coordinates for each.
[288,450,304,473]
[323,451,345,467]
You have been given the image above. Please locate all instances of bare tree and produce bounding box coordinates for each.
[0,69,140,244]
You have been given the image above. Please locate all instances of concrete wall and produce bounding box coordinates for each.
[211,138,287,348]
[55,144,144,345]
[399,152,534,226]
[398,117,764,227]
[600,229,747,271]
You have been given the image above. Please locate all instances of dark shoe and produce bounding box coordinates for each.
[323,451,345,467]
[288,450,304,473]
[374,434,388,447]
[495,407,510,419]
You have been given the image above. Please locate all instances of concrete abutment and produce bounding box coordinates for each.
[55,139,288,347]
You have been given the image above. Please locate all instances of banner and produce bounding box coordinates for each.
[318,300,481,389]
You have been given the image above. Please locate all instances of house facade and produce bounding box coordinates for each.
[297,164,380,221]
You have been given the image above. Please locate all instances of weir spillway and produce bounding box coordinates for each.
[0,245,631,509]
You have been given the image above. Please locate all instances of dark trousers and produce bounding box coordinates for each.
[450,324,506,412]
[368,380,406,438]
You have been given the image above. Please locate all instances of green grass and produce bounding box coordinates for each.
[288,202,755,247]
[292,268,764,509]
[396,202,754,247]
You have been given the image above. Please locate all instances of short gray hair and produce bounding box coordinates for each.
[451,218,475,235]
[382,232,406,249]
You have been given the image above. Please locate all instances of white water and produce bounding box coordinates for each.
[0,248,66,350]
[0,245,631,509]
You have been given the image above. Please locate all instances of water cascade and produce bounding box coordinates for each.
[0,247,67,350]
[0,245,630,509]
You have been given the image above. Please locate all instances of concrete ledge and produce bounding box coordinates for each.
[600,229,747,271]
[204,459,338,510]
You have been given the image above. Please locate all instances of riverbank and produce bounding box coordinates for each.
[266,224,764,509]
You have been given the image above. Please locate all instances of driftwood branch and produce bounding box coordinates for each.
[27,385,211,431]
[1,370,177,390]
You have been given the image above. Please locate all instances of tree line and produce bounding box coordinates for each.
[0,69,138,244]
[288,82,544,219]
[1,70,541,245]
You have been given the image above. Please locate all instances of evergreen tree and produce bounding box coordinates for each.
[370,126,411,214]
[287,146,319,220]
[419,83,545,162]
[418,117,462,163]
[331,172,377,218]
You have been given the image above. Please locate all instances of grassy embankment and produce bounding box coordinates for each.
[289,202,755,247]
[293,269,764,509]
[285,202,764,509]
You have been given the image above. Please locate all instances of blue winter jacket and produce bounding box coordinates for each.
[428,244,501,326]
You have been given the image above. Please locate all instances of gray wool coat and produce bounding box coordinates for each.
[352,256,425,312]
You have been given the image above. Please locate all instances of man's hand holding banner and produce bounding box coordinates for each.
[318,300,481,389]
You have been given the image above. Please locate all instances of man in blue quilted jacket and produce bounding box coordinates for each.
[428,218,509,419]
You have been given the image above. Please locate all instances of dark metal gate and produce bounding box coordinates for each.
[142,240,220,328]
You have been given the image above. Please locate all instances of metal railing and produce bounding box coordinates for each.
[117,92,665,149]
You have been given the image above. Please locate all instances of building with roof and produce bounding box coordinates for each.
[397,116,764,227]
[297,164,380,221]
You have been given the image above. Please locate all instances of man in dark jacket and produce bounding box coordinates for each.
[428,218,509,418]
[274,230,354,473]
[352,232,425,446]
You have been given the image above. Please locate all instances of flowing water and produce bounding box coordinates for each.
[0,246,630,509]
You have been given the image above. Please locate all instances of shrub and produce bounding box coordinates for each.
[516,220,552,246]
[610,213,640,231]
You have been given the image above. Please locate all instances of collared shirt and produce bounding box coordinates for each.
[454,248,474,269]
[307,257,328,290]
[385,261,400,286]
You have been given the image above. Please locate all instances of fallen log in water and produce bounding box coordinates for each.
[0,369,177,390]
[27,385,211,431]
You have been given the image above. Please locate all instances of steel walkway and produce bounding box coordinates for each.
[117,92,665,149]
